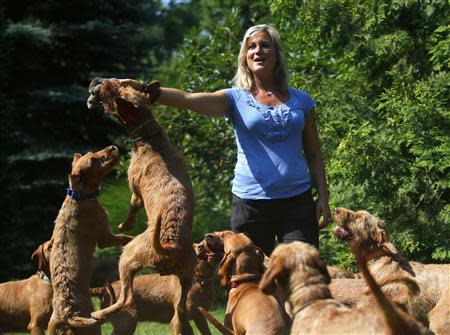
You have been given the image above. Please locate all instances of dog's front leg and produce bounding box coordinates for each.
[119,193,143,230]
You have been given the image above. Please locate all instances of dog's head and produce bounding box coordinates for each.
[332,207,397,254]
[68,145,119,195]
[194,241,222,282]
[87,77,157,132]
[259,241,330,298]
[31,238,53,278]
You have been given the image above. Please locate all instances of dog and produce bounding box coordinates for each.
[0,241,54,335]
[87,78,196,335]
[90,242,221,335]
[428,285,450,335]
[333,207,450,325]
[259,241,430,335]
[203,230,289,335]
[328,277,366,307]
[48,146,134,334]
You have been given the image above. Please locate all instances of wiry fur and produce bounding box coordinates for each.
[48,146,133,334]
[87,79,196,335]
[259,241,430,335]
[333,207,450,325]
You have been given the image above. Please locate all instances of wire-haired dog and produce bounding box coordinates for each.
[333,207,450,326]
[48,146,133,334]
[87,78,196,335]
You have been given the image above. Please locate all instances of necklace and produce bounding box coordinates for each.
[254,88,276,106]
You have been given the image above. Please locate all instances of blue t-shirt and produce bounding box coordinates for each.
[224,87,315,200]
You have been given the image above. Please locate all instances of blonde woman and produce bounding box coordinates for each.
[121,24,331,255]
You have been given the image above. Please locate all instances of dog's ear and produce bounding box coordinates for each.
[373,220,397,254]
[218,252,234,287]
[68,173,82,192]
[259,256,286,294]
[256,247,266,274]
[72,153,82,167]
[31,243,51,277]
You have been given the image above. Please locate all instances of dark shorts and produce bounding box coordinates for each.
[230,189,318,256]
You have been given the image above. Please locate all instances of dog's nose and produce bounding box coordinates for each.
[334,208,341,215]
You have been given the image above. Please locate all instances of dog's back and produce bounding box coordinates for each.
[0,274,52,333]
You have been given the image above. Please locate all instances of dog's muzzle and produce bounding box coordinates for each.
[86,77,105,109]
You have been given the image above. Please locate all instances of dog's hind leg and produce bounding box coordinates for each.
[171,274,195,335]
[91,233,147,320]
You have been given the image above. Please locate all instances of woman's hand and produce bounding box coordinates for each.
[316,196,332,229]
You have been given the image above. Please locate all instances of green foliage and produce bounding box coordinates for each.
[271,0,450,263]
[1,0,200,280]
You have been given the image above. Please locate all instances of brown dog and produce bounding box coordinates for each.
[90,242,221,335]
[333,207,450,325]
[0,241,54,334]
[87,78,196,334]
[48,146,133,334]
[428,285,450,335]
[204,230,289,335]
[260,241,430,335]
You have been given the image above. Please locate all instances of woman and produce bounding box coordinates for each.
[121,24,331,255]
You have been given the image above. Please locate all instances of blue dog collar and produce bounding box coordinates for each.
[67,186,100,201]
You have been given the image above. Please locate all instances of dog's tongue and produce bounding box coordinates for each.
[332,226,351,240]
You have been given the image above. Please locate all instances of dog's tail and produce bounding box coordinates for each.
[351,241,427,335]
[66,315,104,328]
[89,282,116,308]
[197,306,234,335]
[151,206,178,256]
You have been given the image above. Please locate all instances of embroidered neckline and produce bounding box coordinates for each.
[245,89,292,142]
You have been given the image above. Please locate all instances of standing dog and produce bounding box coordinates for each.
[333,207,450,325]
[0,241,53,334]
[90,242,221,335]
[48,146,133,334]
[204,231,289,335]
[87,78,196,335]
[260,241,430,335]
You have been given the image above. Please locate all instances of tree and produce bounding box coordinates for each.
[1,0,199,280]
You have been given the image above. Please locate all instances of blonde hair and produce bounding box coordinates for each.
[232,24,289,91]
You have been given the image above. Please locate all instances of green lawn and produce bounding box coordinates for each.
[8,303,227,335]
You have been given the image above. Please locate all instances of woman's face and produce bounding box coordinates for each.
[246,31,277,77]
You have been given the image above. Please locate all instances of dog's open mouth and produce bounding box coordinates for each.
[197,243,224,264]
[332,225,353,241]
[97,146,120,169]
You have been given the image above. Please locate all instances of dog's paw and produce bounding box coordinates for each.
[118,218,135,231]
[91,310,105,320]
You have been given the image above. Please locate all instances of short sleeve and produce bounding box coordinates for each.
[293,89,316,116]
[224,87,244,123]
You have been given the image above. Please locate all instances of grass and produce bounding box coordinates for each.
[8,303,227,335]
